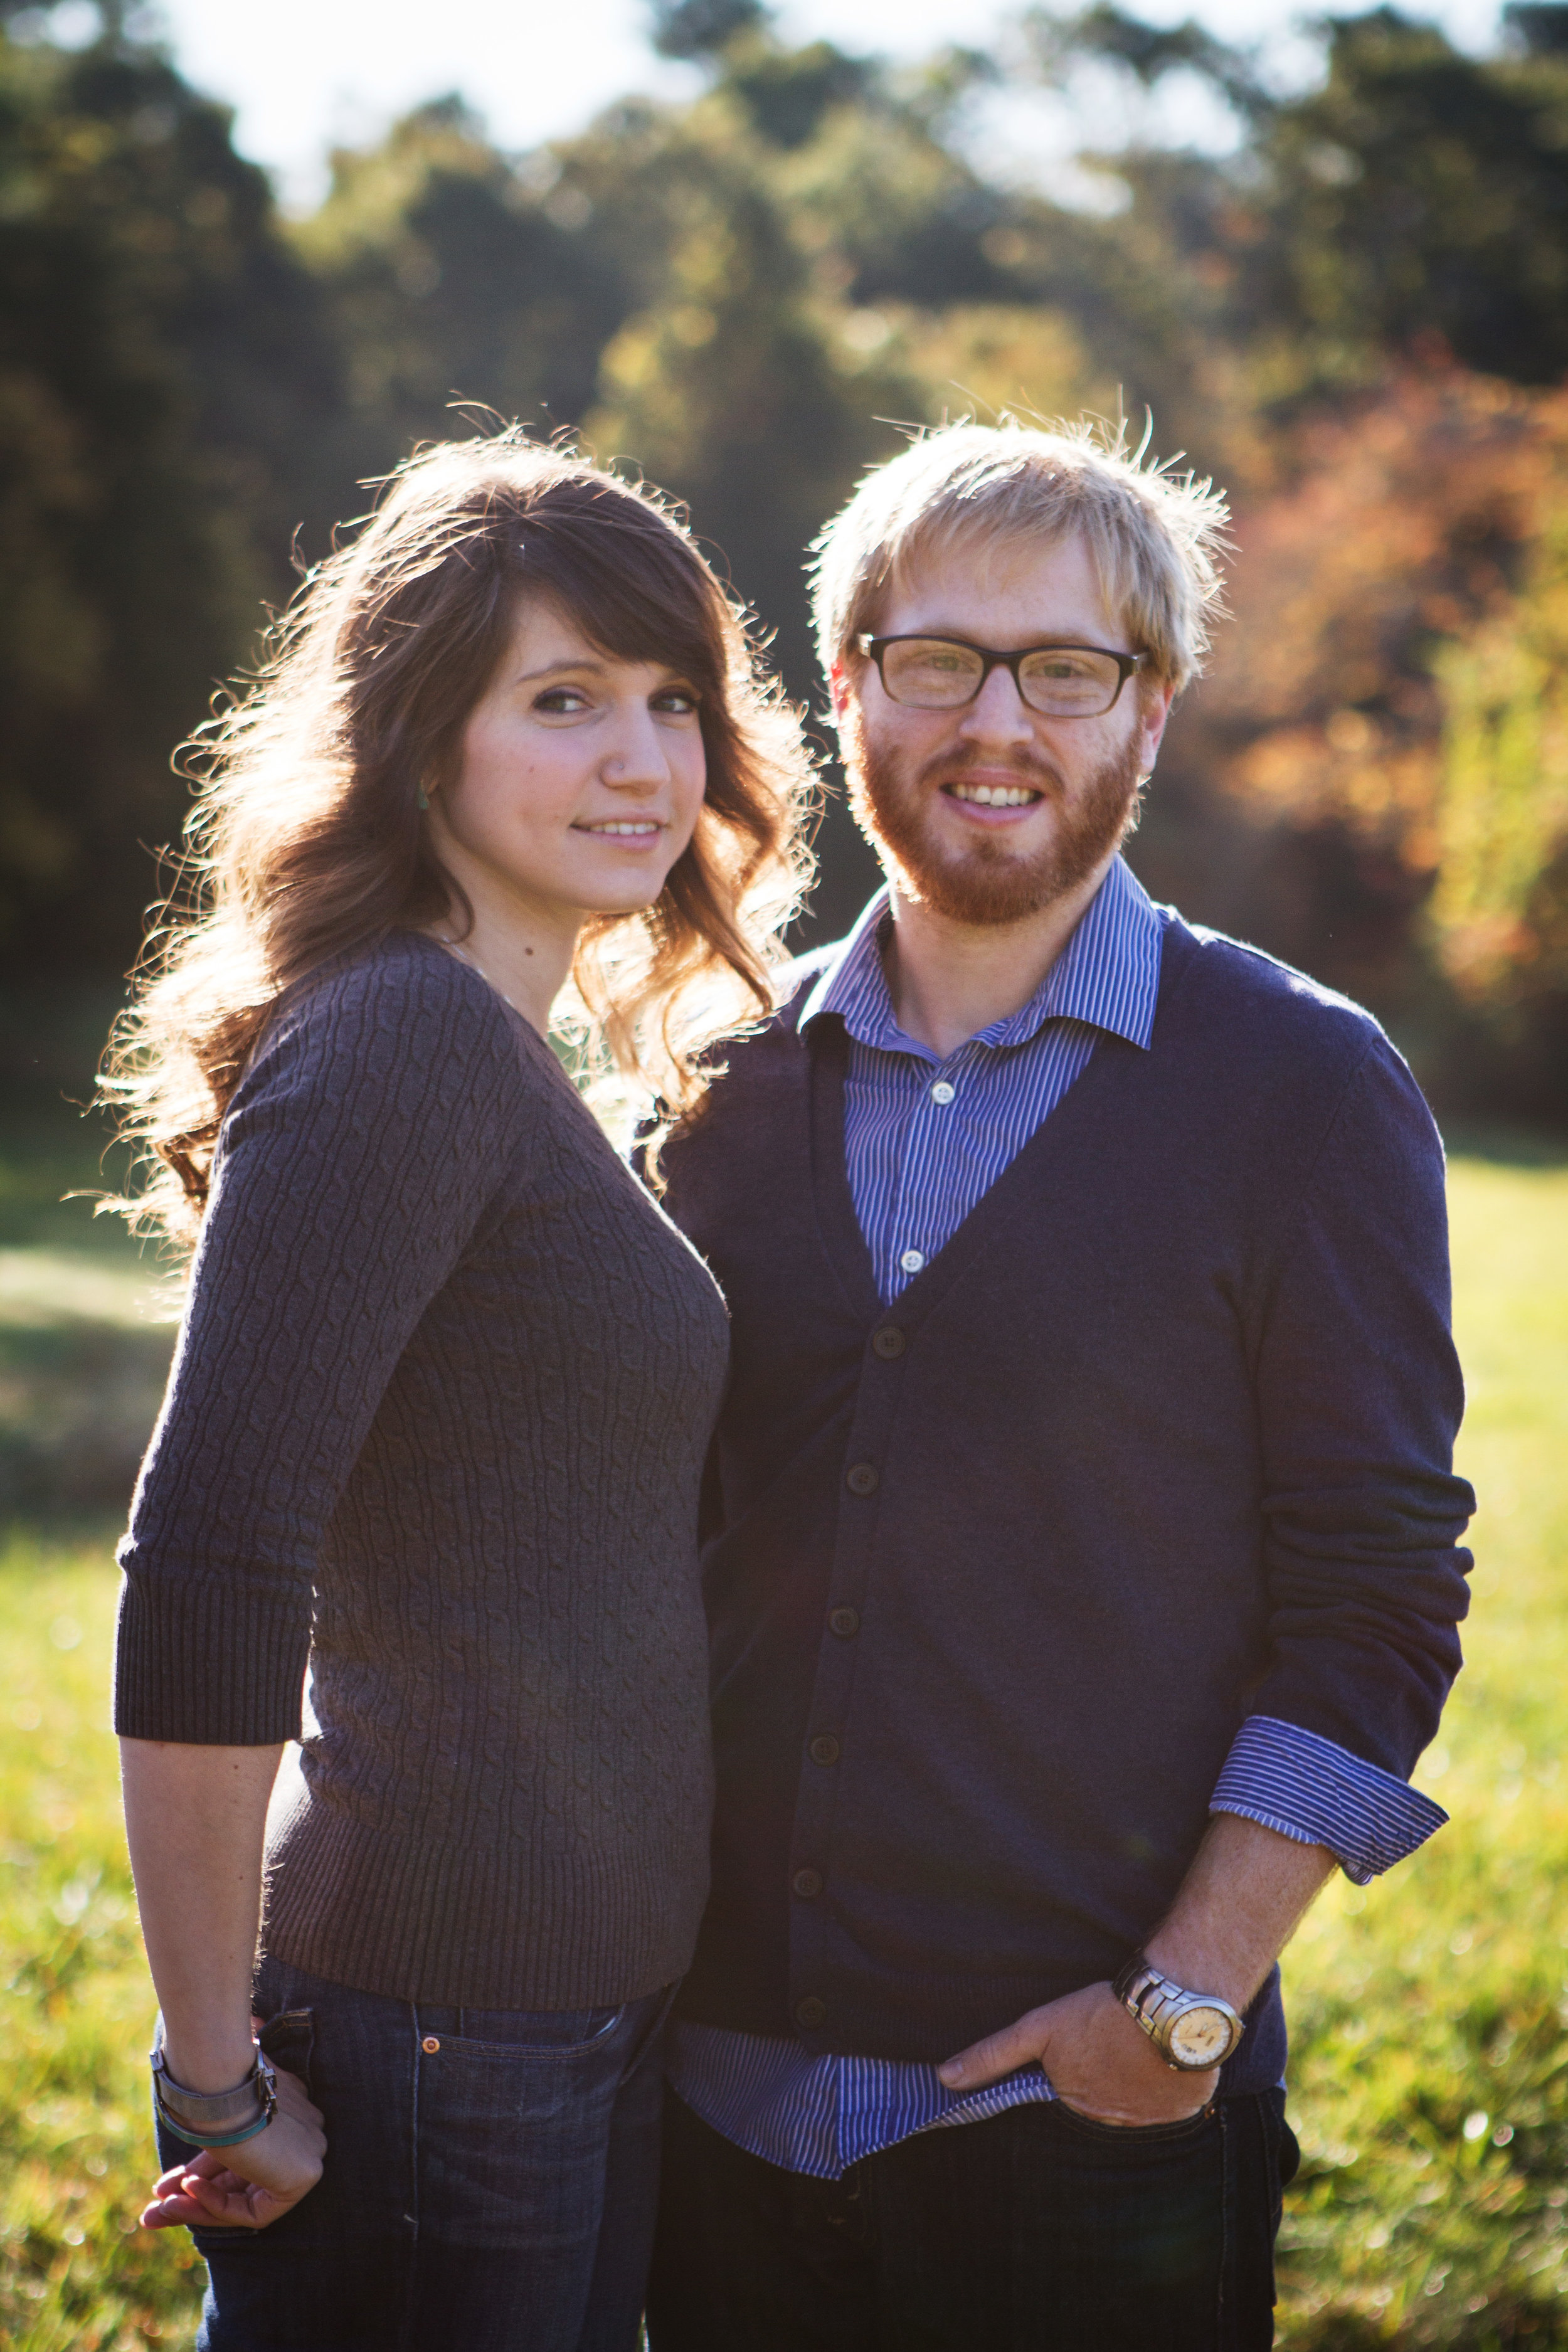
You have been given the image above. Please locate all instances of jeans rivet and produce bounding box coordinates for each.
[421,2036,440,2054]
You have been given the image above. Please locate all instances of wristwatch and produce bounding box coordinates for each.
[1112,1951,1245,2072]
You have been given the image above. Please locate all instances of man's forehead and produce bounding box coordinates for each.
[877,527,1116,640]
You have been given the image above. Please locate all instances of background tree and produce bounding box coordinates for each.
[295,95,626,524]
[0,4,337,967]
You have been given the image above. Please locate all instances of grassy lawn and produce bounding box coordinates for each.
[0,1152,1564,2347]
[0,1530,204,2346]
[1275,1155,1568,2346]
[0,990,179,1524]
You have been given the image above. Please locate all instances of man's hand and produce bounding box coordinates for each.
[937,1817,1340,2127]
[143,2063,326,2232]
[938,1981,1216,2126]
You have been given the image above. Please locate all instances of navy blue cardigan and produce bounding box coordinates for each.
[658,917,1474,2096]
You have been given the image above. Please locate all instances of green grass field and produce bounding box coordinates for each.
[0,1153,1564,2347]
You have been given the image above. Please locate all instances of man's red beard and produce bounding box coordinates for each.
[845,719,1146,926]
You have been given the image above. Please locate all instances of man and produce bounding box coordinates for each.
[644,421,1472,2349]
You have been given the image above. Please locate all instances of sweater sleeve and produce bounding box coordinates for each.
[114,943,526,1745]
[1244,1036,1474,1782]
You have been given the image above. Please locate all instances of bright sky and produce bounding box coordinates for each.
[39,0,1511,207]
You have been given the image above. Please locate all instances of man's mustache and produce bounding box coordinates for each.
[914,739,1064,795]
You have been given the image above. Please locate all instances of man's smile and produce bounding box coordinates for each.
[944,781,1043,810]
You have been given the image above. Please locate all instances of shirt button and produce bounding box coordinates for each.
[930,1081,956,1104]
[792,1868,824,1899]
[899,1248,925,1274]
[796,1997,827,2030]
[846,1461,879,1496]
[872,1326,905,1360]
[808,1734,841,1767]
[421,2037,440,2055]
[828,1607,860,1638]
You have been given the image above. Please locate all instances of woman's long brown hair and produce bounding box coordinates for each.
[103,431,816,1249]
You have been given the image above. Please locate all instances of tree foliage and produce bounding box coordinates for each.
[0,14,336,955]
[1432,451,1568,1011]
[1143,372,1567,1081]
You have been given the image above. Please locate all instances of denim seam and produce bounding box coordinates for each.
[395,2002,420,2352]
[1265,2090,1286,2310]
[1217,2090,1233,2347]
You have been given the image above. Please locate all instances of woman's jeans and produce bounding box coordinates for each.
[155,1951,675,2352]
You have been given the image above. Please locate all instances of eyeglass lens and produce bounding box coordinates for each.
[880,639,1123,717]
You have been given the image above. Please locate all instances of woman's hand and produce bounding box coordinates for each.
[144,2063,326,2232]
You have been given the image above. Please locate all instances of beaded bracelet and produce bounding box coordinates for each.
[151,2041,278,2151]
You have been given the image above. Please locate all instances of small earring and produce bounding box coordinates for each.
[416,783,430,812]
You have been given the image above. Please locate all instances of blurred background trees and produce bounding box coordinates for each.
[3,0,1567,1121]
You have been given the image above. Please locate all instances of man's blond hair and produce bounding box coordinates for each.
[809,417,1231,694]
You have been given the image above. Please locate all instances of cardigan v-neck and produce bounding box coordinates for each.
[800,856,1165,1306]
[802,915,1197,1338]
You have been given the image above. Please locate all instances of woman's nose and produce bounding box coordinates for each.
[603,708,670,786]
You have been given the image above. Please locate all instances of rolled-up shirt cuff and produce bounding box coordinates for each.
[1210,1714,1448,1886]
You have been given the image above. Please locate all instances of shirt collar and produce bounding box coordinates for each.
[798,853,1163,1057]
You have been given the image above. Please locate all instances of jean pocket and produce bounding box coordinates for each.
[1049,2096,1217,2149]
[428,2006,623,2058]
[413,2006,633,2247]
[257,2006,315,2101]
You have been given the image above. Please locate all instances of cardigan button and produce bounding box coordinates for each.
[792,1868,824,1899]
[828,1607,860,1638]
[808,1735,840,1767]
[871,1327,905,1360]
[795,1997,827,2030]
[846,1461,879,1496]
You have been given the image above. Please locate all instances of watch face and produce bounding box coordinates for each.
[1168,2005,1234,2068]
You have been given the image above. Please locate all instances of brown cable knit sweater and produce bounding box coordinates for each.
[115,932,729,2008]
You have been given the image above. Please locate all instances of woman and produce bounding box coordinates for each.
[109,433,812,2351]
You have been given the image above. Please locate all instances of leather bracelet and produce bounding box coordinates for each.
[151,2040,278,2150]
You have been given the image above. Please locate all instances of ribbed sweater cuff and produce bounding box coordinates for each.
[115,1570,310,1745]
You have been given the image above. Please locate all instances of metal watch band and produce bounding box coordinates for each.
[1111,1950,1245,2071]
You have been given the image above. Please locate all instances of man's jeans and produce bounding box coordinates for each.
[156,1952,674,2352]
[646,2084,1299,2351]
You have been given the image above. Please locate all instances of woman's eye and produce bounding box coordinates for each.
[655,687,701,715]
[533,687,591,714]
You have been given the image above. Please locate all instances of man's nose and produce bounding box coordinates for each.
[956,664,1036,748]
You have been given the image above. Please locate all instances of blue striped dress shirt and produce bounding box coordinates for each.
[671,856,1448,2180]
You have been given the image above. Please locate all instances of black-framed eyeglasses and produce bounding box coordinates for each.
[857,633,1146,719]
